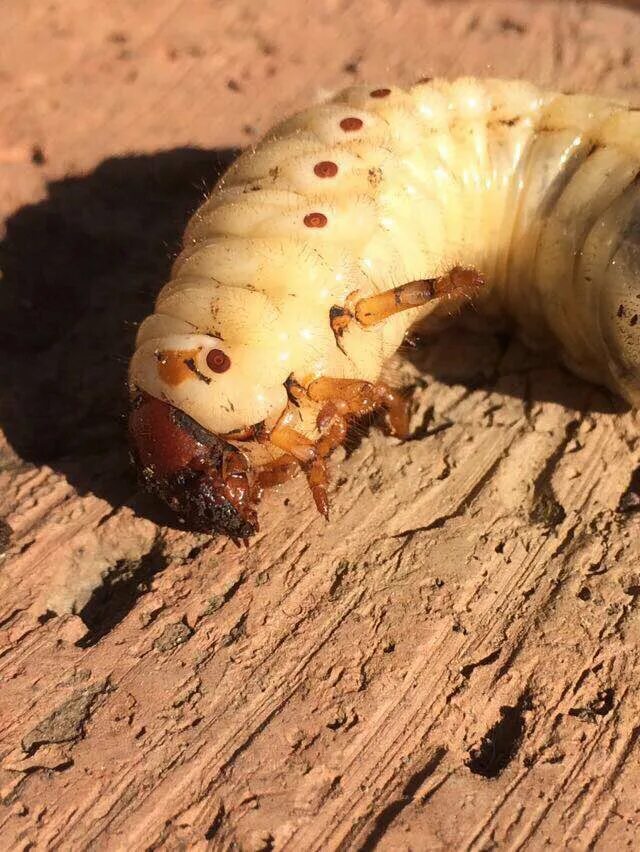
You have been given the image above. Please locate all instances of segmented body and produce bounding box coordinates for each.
[129,77,640,538]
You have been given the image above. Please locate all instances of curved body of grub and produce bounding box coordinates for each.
[129,77,640,540]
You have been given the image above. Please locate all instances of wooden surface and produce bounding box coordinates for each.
[1,1,640,849]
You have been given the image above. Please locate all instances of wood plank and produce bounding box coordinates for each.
[0,1,639,849]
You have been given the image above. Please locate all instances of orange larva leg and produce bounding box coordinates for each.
[257,454,301,488]
[353,266,485,327]
[370,383,411,439]
[307,402,350,518]
[269,423,316,465]
[267,408,329,516]
[265,376,411,519]
[305,457,331,519]
[302,269,485,512]
[308,377,411,439]
[266,404,348,519]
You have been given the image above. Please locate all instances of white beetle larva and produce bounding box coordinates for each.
[129,77,640,542]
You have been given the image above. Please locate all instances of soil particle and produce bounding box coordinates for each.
[154,620,193,652]
[21,680,111,754]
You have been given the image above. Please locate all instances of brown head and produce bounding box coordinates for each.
[128,392,261,542]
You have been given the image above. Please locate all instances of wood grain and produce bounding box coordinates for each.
[0,1,639,849]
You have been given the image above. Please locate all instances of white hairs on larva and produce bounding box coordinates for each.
[129,77,640,540]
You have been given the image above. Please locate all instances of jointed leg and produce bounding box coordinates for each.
[266,374,414,517]
[267,406,341,518]
[354,266,485,327]
[307,377,411,515]
[257,454,300,488]
[308,377,411,439]
[268,407,317,464]
[306,402,350,517]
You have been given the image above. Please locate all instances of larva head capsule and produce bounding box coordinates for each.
[128,392,262,543]
[128,322,291,541]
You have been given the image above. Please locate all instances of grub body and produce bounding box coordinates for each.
[129,77,640,535]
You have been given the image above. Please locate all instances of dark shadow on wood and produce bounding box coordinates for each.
[400,320,630,417]
[0,147,238,514]
[76,536,168,647]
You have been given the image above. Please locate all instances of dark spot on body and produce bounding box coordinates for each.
[285,374,305,407]
[368,167,383,186]
[329,305,351,337]
[314,161,338,178]
[631,314,638,326]
[329,305,351,355]
[618,304,625,318]
[304,212,327,228]
[340,117,363,132]
[206,348,231,373]
[370,88,391,98]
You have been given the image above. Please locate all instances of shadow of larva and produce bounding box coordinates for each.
[0,147,238,517]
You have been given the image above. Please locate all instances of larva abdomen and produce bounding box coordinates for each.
[129,77,640,541]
